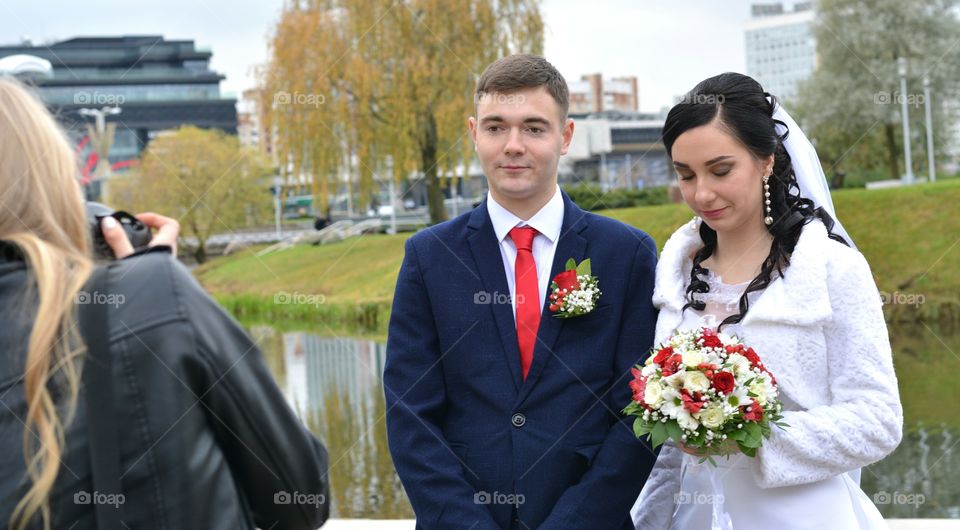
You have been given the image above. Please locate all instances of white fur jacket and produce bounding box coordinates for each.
[633,218,903,529]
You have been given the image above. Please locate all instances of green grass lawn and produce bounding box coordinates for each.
[197,233,408,305]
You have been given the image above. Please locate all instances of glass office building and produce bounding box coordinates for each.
[0,35,237,193]
[745,3,817,103]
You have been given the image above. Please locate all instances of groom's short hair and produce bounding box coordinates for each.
[475,54,569,119]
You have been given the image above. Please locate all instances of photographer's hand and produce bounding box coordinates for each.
[101,212,180,259]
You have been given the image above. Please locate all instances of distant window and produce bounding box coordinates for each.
[183,60,209,72]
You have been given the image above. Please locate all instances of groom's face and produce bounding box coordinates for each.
[469,86,574,207]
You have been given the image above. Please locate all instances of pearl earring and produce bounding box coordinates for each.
[763,174,773,226]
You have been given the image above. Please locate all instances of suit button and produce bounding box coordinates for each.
[511,413,526,428]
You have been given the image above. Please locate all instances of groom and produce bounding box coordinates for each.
[384,54,659,529]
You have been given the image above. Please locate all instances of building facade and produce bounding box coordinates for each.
[745,2,817,102]
[569,73,640,114]
[0,35,237,196]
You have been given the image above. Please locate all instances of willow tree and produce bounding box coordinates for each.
[261,0,543,224]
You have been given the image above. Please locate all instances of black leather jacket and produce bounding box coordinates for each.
[0,246,329,529]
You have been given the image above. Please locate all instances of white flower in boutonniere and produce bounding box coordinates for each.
[548,258,601,319]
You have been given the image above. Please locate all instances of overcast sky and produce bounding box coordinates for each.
[0,0,785,112]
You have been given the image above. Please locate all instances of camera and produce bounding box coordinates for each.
[86,202,152,260]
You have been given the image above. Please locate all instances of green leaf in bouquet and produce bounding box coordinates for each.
[651,421,669,448]
[633,418,652,439]
[666,421,684,444]
[743,423,763,448]
[740,445,757,458]
[759,422,772,437]
[728,428,748,442]
[576,258,592,276]
[565,258,577,271]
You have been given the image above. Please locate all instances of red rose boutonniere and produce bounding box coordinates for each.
[548,258,601,318]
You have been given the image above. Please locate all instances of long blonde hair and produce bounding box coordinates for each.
[0,77,94,530]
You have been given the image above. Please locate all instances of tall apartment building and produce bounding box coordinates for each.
[745,2,817,102]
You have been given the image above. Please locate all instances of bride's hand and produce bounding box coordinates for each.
[679,439,741,457]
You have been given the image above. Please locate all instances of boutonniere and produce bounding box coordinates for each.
[548,258,601,318]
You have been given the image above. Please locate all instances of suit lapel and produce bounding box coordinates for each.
[516,193,589,405]
[467,203,523,392]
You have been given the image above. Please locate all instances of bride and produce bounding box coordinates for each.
[631,73,902,529]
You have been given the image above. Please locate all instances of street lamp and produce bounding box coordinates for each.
[386,156,397,235]
[271,176,284,238]
[923,75,936,183]
[897,57,915,185]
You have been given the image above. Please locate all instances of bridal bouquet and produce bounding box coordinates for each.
[623,327,787,462]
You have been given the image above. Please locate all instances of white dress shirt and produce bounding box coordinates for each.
[486,185,564,319]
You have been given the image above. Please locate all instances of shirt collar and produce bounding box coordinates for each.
[486,185,564,244]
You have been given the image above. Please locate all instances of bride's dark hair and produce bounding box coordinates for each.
[661,72,849,331]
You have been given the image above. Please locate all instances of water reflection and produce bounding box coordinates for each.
[248,326,959,520]
[862,427,960,519]
[281,333,386,419]
[249,327,413,518]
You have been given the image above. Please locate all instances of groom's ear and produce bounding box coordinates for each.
[560,117,575,156]
[468,115,478,149]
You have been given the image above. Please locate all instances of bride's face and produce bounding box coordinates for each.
[670,120,773,236]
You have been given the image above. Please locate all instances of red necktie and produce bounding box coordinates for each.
[509,226,540,380]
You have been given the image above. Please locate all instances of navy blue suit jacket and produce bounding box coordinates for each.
[384,192,659,529]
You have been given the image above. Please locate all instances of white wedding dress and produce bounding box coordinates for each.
[632,270,887,530]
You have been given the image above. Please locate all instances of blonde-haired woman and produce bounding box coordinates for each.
[0,78,329,529]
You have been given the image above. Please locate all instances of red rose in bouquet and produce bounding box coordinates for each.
[743,399,765,422]
[700,329,723,349]
[652,346,673,365]
[712,371,736,395]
